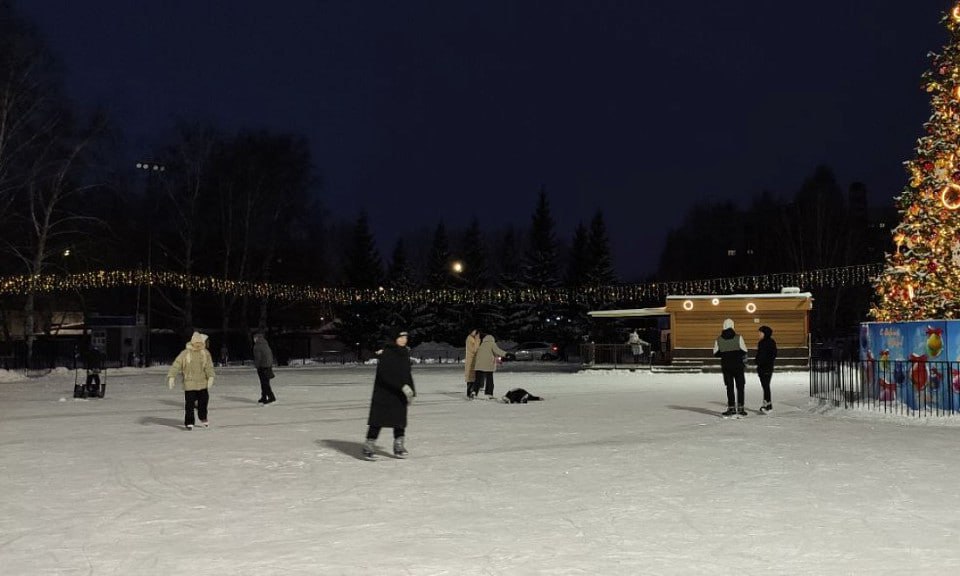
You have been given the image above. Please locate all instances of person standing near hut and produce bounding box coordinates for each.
[755,325,778,414]
[713,318,748,418]
[464,328,480,399]
[474,332,509,400]
[253,333,277,405]
[627,329,650,364]
[363,329,416,460]
[167,331,216,430]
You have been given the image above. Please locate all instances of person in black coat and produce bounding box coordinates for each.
[713,318,748,417]
[363,329,416,459]
[755,325,778,413]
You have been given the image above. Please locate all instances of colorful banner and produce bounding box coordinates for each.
[860,321,959,410]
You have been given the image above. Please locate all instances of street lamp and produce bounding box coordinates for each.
[451,261,464,274]
[136,161,166,366]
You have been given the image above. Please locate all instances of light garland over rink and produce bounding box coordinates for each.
[0,264,885,305]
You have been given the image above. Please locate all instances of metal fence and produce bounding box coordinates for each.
[810,358,960,417]
[579,343,657,368]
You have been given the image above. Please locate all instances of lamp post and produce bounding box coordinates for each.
[136,162,165,366]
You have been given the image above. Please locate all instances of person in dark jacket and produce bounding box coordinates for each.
[363,329,416,460]
[713,318,748,417]
[253,333,277,405]
[755,325,778,414]
[83,346,105,398]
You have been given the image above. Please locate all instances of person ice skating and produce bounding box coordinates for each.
[253,332,277,405]
[474,332,509,400]
[627,329,650,364]
[167,331,216,430]
[755,325,778,414]
[363,329,416,460]
[713,318,748,418]
[464,328,480,399]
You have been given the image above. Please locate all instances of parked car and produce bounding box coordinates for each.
[505,341,560,361]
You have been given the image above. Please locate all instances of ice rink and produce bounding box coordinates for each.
[3,363,960,575]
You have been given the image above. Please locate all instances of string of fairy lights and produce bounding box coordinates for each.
[0,264,884,306]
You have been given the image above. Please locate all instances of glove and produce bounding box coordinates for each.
[167,377,175,390]
[207,377,214,389]
[402,384,415,403]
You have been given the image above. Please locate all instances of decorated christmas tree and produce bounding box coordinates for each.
[873,3,960,321]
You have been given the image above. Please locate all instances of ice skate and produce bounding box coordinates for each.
[362,439,377,460]
[184,424,194,430]
[721,407,737,418]
[759,403,772,414]
[393,437,408,458]
[199,420,209,428]
[736,405,747,418]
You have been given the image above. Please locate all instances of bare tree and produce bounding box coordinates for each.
[150,123,219,337]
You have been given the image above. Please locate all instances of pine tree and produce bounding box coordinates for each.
[383,238,414,337]
[342,212,382,288]
[586,211,617,285]
[522,189,560,288]
[425,222,452,289]
[567,222,590,286]
[461,216,488,287]
[515,189,561,339]
[411,223,460,343]
[873,4,960,320]
[387,238,414,289]
[337,212,384,352]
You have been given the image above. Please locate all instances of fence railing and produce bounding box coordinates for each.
[810,358,960,417]
[579,343,657,368]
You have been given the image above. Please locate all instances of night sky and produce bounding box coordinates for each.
[20,1,952,280]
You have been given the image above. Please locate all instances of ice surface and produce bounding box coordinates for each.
[2,365,960,575]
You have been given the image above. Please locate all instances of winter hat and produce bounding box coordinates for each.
[759,325,773,338]
[388,327,409,340]
[190,331,208,347]
[722,318,735,330]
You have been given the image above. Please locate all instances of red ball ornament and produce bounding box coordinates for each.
[924,161,935,171]
[928,262,938,273]
[952,171,960,182]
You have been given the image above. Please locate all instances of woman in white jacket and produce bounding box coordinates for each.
[473,333,508,400]
[167,331,216,430]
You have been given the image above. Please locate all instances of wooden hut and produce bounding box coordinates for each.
[665,289,813,369]
[586,289,813,370]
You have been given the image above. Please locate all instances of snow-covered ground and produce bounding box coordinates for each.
[2,364,960,575]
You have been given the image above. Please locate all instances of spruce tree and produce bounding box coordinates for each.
[587,211,617,285]
[567,222,590,286]
[461,216,489,288]
[337,212,384,353]
[516,189,561,339]
[411,223,460,343]
[383,238,414,338]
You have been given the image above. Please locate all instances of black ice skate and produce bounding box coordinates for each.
[721,407,737,418]
[759,403,772,414]
[736,405,747,418]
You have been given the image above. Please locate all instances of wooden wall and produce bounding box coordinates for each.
[666,297,811,350]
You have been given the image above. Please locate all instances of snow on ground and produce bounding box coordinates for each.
[2,364,960,575]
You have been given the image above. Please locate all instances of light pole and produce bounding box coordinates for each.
[136,162,165,366]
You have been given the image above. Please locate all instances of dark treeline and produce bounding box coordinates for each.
[657,166,896,339]
[0,1,895,362]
